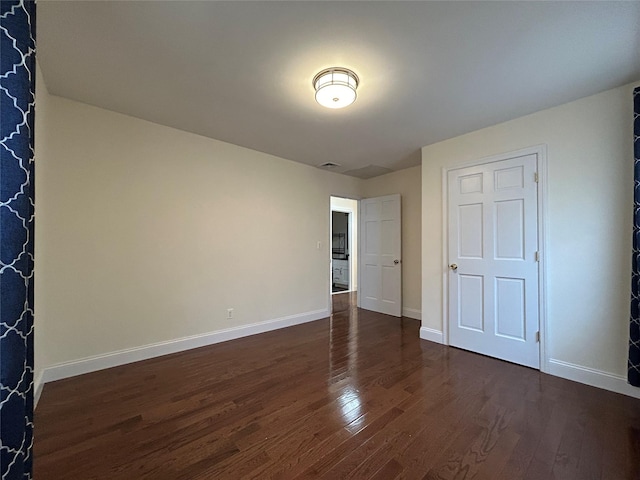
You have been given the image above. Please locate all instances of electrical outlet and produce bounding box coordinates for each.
[227,308,234,319]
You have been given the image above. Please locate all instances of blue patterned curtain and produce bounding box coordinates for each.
[630,87,640,388]
[0,1,36,478]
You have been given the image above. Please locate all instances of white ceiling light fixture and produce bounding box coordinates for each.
[313,67,359,109]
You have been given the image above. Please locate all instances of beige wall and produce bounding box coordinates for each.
[422,83,637,383]
[34,64,52,383]
[34,76,423,383]
[34,88,362,371]
[363,166,422,317]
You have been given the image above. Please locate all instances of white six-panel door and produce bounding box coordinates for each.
[448,154,540,368]
[359,194,402,317]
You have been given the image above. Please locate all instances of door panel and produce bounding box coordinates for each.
[458,274,484,332]
[381,266,396,303]
[448,154,539,368]
[458,203,483,258]
[495,277,525,340]
[359,194,402,317]
[495,199,524,259]
[459,173,483,194]
[495,165,524,190]
[364,222,379,254]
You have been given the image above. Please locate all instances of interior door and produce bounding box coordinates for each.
[359,194,402,317]
[448,154,540,368]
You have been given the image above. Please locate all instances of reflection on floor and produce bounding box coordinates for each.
[332,291,357,314]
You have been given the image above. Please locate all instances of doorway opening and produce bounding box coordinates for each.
[332,211,350,293]
[330,197,358,296]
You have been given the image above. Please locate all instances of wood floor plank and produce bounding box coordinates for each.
[551,405,586,480]
[34,293,640,479]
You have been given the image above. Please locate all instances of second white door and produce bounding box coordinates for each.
[448,154,540,368]
[359,194,402,317]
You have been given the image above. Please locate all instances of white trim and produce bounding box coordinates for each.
[420,327,444,344]
[329,202,333,312]
[402,307,422,320]
[547,358,640,400]
[536,146,550,373]
[357,199,362,310]
[441,145,548,368]
[41,309,329,384]
[441,168,450,345]
[34,371,44,408]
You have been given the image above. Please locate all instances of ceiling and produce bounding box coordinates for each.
[37,1,640,179]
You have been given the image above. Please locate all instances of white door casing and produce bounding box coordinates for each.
[447,154,540,368]
[359,194,402,317]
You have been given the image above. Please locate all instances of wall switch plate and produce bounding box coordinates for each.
[227,308,233,319]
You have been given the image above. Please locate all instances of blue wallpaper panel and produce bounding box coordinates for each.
[0,1,36,478]
[630,86,640,388]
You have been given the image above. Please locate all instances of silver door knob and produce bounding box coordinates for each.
[394,259,400,264]
[449,263,458,271]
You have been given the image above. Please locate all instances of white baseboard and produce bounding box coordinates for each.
[34,371,44,407]
[547,358,640,399]
[402,308,422,321]
[41,309,329,386]
[420,327,444,344]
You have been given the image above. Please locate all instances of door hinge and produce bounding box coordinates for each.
[534,172,539,183]
[536,331,540,343]
[534,251,540,262]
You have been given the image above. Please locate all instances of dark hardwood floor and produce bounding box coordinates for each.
[35,292,640,479]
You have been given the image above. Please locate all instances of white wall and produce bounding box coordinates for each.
[34,89,362,379]
[422,82,638,396]
[364,166,422,319]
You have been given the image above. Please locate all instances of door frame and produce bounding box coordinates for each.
[441,145,549,373]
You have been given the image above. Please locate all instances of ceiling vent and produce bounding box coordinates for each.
[318,162,342,169]
[342,165,393,179]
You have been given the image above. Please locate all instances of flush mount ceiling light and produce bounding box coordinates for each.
[313,67,359,109]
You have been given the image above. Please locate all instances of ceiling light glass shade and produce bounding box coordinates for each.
[313,68,359,109]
